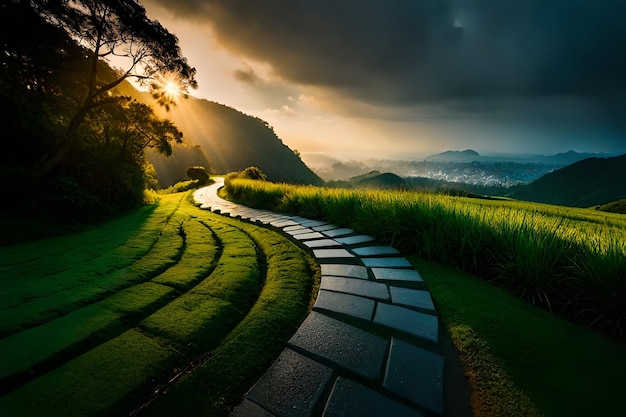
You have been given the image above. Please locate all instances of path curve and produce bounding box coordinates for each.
[194,180,472,417]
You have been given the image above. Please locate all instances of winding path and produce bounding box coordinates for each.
[194,180,472,417]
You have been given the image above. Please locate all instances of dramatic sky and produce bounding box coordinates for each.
[141,0,626,158]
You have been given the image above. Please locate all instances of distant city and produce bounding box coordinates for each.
[302,149,619,188]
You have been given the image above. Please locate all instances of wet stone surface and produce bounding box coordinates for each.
[313,290,376,322]
[324,377,425,417]
[374,303,439,343]
[321,264,369,280]
[243,348,334,417]
[320,276,390,301]
[288,312,388,380]
[384,338,444,415]
[371,267,423,282]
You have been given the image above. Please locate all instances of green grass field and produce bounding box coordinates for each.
[0,192,319,417]
[221,178,626,416]
[2,179,624,417]
[223,179,626,340]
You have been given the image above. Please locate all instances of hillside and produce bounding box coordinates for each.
[511,154,626,207]
[425,149,481,162]
[147,96,323,186]
[351,171,408,189]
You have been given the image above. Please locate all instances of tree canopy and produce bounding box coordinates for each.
[29,0,197,175]
[0,0,198,222]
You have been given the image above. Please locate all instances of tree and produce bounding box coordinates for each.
[72,99,184,205]
[107,101,184,160]
[186,166,209,183]
[30,0,197,177]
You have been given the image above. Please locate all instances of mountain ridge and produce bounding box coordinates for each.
[121,84,323,186]
[511,154,626,207]
[425,149,481,162]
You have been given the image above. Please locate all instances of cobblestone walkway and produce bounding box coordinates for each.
[193,181,472,417]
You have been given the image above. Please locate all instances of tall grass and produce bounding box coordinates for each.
[224,179,626,340]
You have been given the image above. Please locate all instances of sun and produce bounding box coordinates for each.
[162,79,182,101]
[153,74,184,103]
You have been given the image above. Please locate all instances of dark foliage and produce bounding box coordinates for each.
[0,0,193,232]
[596,199,626,215]
[186,166,209,183]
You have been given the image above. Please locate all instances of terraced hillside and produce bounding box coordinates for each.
[0,193,318,416]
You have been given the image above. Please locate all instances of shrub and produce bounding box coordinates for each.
[186,166,209,183]
[239,166,268,181]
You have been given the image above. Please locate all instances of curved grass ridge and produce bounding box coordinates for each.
[0,195,189,338]
[137,215,320,417]
[224,179,626,339]
[0,193,317,416]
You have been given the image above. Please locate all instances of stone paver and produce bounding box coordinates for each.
[353,245,400,256]
[321,264,369,280]
[335,235,376,245]
[293,232,325,241]
[238,348,334,417]
[390,287,435,312]
[324,377,425,417]
[313,224,340,232]
[313,248,355,259]
[285,227,315,236]
[374,303,438,343]
[299,220,327,228]
[303,239,341,248]
[322,228,355,238]
[193,181,470,417]
[384,338,444,415]
[371,267,423,282]
[282,225,305,232]
[313,290,375,322]
[362,257,413,268]
[288,312,388,380]
[320,276,390,301]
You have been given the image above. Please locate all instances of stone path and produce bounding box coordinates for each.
[193,181,472,417]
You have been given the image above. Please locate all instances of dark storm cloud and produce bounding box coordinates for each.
[233,66,261,84]
[146,0,626,104]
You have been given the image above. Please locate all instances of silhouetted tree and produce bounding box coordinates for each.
[186,166,209,183]
[28,0,197,177]
[80,100,184,203]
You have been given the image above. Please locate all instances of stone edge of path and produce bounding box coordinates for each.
[193,181,472,417]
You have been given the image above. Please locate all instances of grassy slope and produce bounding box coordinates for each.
[411,257,626,417]
[223,179,626,339]
[0,192,318,417]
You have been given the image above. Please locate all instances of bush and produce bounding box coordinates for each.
[186,166,209,183]
[224,167,268,188]
[239,166,267,181]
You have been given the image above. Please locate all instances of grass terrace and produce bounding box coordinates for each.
[0,192,319,417]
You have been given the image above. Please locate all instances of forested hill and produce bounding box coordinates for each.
[511,154,626,207]
[146,95,323,186]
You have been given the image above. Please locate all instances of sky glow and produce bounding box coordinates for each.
[141,0,626,159]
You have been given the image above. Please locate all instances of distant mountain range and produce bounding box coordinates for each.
[301,149,618,184]
[423,149,614,165]
[511,154,626,207]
